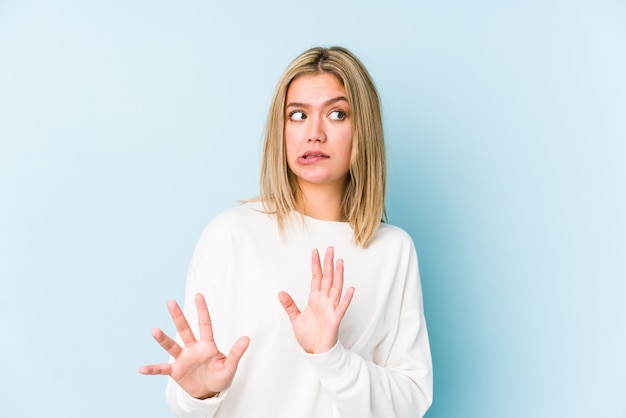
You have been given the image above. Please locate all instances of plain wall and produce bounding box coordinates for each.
[1,1,624,417]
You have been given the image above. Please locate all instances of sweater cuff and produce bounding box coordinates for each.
[302,342,357,391]
[168,378,226,417]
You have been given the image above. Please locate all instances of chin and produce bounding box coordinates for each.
[298,176,346,188]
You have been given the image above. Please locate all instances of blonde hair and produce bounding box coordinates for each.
[259,46,386,248]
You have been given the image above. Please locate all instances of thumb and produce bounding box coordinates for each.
[224,336,250,373]
[278,291,300,322]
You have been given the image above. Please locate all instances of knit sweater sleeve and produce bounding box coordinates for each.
[165,380,224,418]
[304,239,433,418]
[164,213,234,418]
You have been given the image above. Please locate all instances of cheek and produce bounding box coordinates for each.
[340,128,354,161]
[284,129,300,172]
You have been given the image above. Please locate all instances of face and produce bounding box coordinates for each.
[284,72,353,193]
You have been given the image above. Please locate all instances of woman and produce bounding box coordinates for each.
[140,46,433,418]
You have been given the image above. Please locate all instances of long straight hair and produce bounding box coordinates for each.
[259,46,386,248]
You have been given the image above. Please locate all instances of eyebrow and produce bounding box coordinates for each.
[285,96,349,109]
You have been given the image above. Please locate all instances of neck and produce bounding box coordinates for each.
[296,181,346,222]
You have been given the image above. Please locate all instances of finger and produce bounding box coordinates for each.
[310,249,322,292]
[195,293,216,344]
[335,287,355,321]
[138,363,173,375]
[329,258,344,305]
[278,291,301,322]
[152,327,183,358]
[167,299,197,346]
[321,246,335,295]
[224,336,251,374]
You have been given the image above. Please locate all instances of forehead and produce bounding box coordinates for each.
[286,72,346,103]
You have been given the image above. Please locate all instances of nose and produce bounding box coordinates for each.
[307,115,327,143]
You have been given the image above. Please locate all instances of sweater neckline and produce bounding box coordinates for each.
[302,212,349,226]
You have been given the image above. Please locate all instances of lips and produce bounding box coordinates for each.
[298,150,329,165]
[301,150,329,159]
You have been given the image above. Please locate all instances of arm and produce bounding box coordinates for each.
[279,245,433,418]
[306,308,431,417]
[160,213,260,418]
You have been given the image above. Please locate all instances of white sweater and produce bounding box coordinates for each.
[166,202,433,417]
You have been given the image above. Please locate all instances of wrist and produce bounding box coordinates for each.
[196,391,219,400]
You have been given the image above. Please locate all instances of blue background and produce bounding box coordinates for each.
[1,1,624,417]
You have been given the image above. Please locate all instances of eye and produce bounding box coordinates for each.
[329,110,346,120]
[289,110,307,121]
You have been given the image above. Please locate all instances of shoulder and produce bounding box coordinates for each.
[199,201,274,240]
[374,222,415,247]
[368,222,419,261]
[188,201,274,263]
[209,201,267,224]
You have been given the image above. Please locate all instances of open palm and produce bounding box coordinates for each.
[279,247,355,354]
[139,293,250,399]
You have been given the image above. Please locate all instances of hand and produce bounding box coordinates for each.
[278,247,355,354]
[139,293,250,399]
